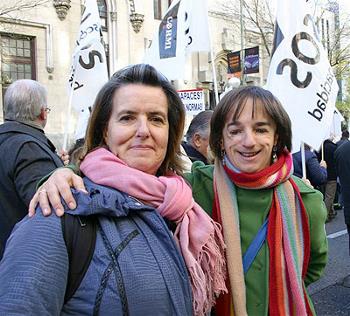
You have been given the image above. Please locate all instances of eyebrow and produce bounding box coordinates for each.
[116,109,167,118]
[227,121,272,128]
[148,111,167,119]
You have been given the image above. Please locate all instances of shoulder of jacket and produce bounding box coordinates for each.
[291,175,319,194]
[190,161,214,179]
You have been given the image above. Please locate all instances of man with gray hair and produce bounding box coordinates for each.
[0,79,63,258]
[182,110,213,165]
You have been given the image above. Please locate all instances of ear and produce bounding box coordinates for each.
[274,133,279,146]
[192,133,202,148]
[39,107,46,120]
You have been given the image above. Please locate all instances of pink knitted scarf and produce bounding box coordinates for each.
[80,148,227,315]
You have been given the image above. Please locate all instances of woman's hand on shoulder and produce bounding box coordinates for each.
[28,168,87,217]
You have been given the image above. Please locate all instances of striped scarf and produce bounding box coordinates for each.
[213,150,312,316]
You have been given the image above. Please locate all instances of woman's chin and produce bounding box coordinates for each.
[128,161,159,175]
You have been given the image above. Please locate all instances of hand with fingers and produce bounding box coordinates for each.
[58,150,70,166]
[28,167,87,217]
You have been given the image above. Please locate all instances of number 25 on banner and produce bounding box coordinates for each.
[276,14,321,89]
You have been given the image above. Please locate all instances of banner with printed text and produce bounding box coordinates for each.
[178,89,205,115]
[244,46,259,74]
[266,0,339,151]
[144,0,210,80]
[68,0,108,140]
[227,50,241,78]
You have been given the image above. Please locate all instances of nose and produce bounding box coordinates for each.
[136,117,150,138]
[242,129,256,147]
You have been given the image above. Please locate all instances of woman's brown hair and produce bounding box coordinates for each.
[81,64,186,176]
[210,85,292,160]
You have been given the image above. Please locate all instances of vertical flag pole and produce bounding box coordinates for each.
[239,0,245,85]
[210,46,219,106]
[62,57,78,151]
[207,2,219,106]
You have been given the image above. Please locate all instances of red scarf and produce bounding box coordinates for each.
[213,151,312,316]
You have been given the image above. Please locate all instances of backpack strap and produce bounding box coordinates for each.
[61,213,97,303]
[242,218,268,274]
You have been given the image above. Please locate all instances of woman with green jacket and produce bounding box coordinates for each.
[29,86,327,316]
[185,86,327,316]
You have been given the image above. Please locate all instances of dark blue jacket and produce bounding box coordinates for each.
[0,120,63,258]
[335,142,350,225]
[323,140,337,181]
[293,150,327,188]
[182,141,208,164]
[0,178,193,315]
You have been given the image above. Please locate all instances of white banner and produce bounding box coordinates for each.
[74,106,91,140]
[178,89,205,115]
[143,0,210,80]
[68,0,108,139]
[266,0,339,151]
[329,108,344,140]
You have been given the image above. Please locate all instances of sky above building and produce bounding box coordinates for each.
[269,0,350,16]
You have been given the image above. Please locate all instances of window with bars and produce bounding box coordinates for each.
[1,34,35,85]
[97,0,109,75]
[154,0,172,20]
[97,0,108,32]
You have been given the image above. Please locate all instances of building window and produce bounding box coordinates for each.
[326,20,330,53]
[154,0,172,20]
[321,18,325,48]
[1,33,35,85]
[97,0,108,31]
[97,0,109,75]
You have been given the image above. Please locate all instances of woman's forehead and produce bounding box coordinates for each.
[226,97,271,122]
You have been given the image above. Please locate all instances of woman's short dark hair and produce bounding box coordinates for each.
[210,85,292,160]
[83,64,185,176]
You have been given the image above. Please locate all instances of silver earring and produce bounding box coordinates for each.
[221,149,226,161]
[272,146,277,163]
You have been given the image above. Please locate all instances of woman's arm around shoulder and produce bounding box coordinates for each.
[294,176,328,286]
[29,166,86,217]
[0,212,69,315]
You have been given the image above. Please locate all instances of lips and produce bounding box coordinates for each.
[239,151,260,157]
[131,145,154,150]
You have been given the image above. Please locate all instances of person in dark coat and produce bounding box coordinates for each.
[335,130,349,209]
[335,141,350,256]
[292,144,327,189]
[336,129,349,149]
[322,138,338,221]
[181,110,213,164]
[0,79,63,258]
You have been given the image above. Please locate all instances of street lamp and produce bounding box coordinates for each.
[239,0,245,85]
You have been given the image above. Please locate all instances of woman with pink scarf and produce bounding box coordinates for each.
[0,64,226,316]
[28,85,328,316]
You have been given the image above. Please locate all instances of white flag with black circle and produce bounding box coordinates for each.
[266,0,339,151]
[68,0,108,113]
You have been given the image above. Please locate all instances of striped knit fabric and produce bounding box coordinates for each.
[213,150,312,316]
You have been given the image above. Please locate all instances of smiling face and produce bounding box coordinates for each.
[222,97,278,173]
[104,84,169,175]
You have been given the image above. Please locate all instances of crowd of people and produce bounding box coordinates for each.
[2,62,350,315]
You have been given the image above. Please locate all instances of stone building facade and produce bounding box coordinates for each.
[0,0,336,148]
